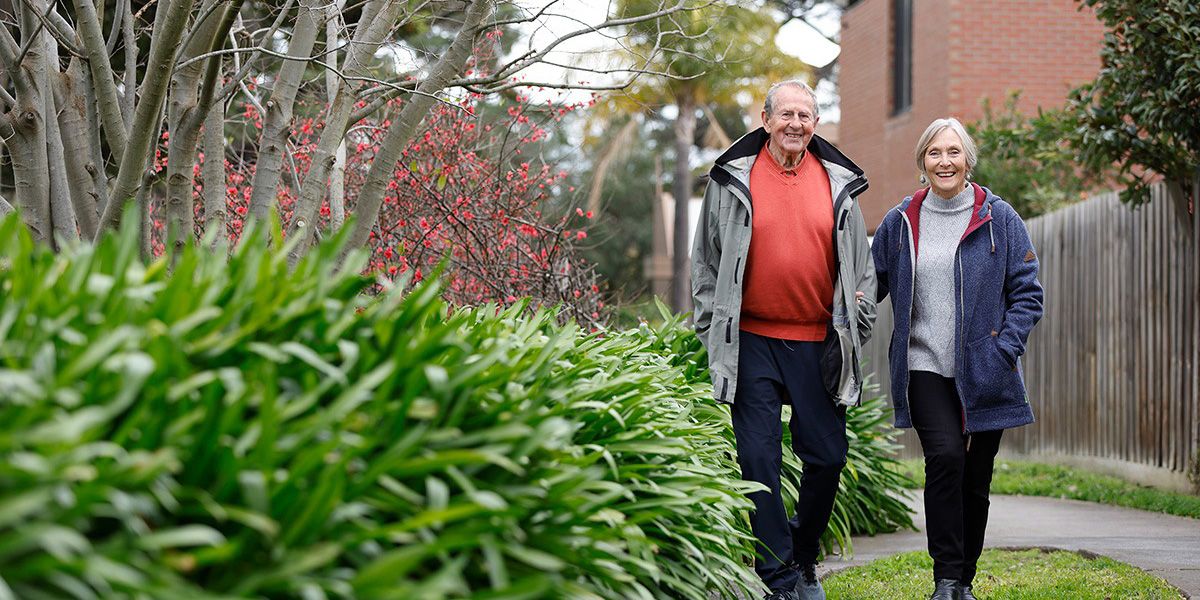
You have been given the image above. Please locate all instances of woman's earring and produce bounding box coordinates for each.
[919,173,928,185]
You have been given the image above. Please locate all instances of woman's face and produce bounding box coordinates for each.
[923,128,968,198]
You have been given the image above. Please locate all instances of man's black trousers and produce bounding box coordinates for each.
[909,370,1004,585]
[733,331,848,593]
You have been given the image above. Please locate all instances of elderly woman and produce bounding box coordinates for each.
[871,118,1043,600]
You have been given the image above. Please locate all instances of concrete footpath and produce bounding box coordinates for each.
[820,493,1200,597]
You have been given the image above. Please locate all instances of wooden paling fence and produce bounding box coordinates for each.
[863,184,1199,490]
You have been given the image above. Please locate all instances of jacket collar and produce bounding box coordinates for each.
[961,182,996,239]
[705,128,868,187]
[898,182,998,256]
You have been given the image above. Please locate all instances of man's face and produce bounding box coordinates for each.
[762,86,819,160]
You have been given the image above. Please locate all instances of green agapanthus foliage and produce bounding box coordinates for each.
[0,211,911,599]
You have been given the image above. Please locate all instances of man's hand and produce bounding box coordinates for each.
[855,290,865,303]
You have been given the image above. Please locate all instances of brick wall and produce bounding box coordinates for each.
[838,0,1107,231]
[949,0,1107,122]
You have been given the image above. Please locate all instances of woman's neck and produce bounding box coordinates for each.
[931,183,970,200]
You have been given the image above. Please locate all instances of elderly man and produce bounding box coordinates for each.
[691,80,876,600]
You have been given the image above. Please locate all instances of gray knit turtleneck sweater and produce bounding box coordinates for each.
[909,185,974,377]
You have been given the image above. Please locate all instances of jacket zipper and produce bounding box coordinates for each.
[899,209,917,413]
[833,177,868,217]
[720,170,748,348]
[830,176,868,398]
[956,247,970,434]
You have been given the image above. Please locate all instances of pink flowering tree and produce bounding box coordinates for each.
[0,0,705,272]
[156,82,608,323]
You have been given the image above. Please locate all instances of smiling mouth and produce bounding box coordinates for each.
[935,171,957,178]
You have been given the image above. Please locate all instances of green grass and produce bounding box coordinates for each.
[823,548,1183,599]
[893,459,1200,519]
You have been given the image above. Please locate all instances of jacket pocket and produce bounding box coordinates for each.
[820,317,853,403]
[962,335,1024,409]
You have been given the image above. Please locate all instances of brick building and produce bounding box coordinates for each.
[837,0,1108,230]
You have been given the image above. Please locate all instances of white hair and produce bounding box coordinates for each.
[914,117,978,179]
[763,80,820,119]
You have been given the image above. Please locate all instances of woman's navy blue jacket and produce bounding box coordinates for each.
[871,183,1044,432]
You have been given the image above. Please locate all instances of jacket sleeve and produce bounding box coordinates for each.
[850,201,877,344]
[871,213,891,304]
[690,180,722,349]
[998,208,1044,364]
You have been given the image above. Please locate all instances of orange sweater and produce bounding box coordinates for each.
[739,145,835,341]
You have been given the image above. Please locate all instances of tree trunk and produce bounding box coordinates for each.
[121,0,135,127]
[343,0,492,257]
[57,60,101,239]
[202,89,226,248]
[73,0,128,161]
[164,0,229,253]
[586,117,638,216]
[45,83,79,244]
[3,9,53,246]
[36,10,77,244]
[98,0,199,237]
[247,0,321,223]
[671,90,696,313]
[4,104,51,244]
[286,0,407,262]
[326,0,347,233]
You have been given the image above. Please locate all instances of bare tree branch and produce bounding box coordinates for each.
[73,0,129,161]
[99,0,200,235]
[105,0,124,54]
[343,0,492,257]
[326,0,347,232]
[485,0,704,83]
[201,86,226,248]
[247,0,322,221]
[13,0,57,67]
[286,0,413,258]
[164,0,241,252]
[121,0,135,125]
[206,0,299,107]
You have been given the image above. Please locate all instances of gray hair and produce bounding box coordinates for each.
[914,117,978,179]
[763,80,819,119]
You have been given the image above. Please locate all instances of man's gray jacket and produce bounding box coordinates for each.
[690,128,877,406]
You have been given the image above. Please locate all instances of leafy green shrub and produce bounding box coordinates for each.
[0,216,762,599]
[968,92,1095,218]
[0,214,912,599]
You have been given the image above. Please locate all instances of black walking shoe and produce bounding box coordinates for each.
[929,578,961,600]
[793,562,826,600]
[763,591,799,600]
[959,583,978,600]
